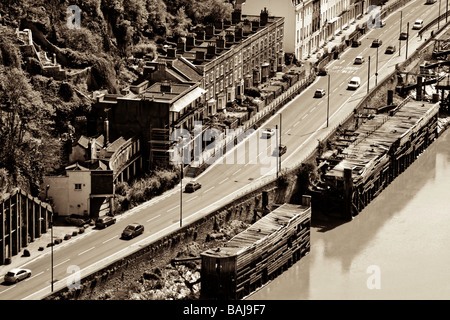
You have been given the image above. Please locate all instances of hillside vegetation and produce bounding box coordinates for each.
[0,0,234,196]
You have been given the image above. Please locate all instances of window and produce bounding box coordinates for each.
[75,183,82,191]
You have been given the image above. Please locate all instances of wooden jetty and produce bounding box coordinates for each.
[323,100,439,220]
[200,196,311,300]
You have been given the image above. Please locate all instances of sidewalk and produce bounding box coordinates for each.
[0,221,94,280]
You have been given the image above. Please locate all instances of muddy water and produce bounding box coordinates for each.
[248,129,450,300]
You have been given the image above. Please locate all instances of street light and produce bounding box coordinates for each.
[367,56,371,93]
[180,164,183,228]
[327,73,330,127]
[406,22,409,59]
[375,46,379,87]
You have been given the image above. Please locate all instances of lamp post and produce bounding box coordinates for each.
[367,56,371,93]
[406,22,409,59]
[399,11,402,56]
[180,164,183,228]
[45,184,54,292]
[327,73,330,127]
[375,46,379,87]
[278,113,282,175]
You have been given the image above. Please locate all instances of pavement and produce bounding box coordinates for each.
[0,219,95,281]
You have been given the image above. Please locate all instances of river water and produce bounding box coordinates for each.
[248,128,450,300]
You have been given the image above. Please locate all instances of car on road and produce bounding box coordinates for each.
[354,56,365,64]
[4,268,31,283]
[314,88,326,98]
[413,19,424,30]
[351,39,361,47]
[399,32,408,40]
[371,39,383,47]
[272,144,287,157]
[379,19,386,27]
[121,223,144,239]
[185,180,202,193]
[385,45,396,54]
[317,67,328,76]
[261,128,275,138]
[95,215,116,229]
[347,77,361,90]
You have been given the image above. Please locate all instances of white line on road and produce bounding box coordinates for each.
[0,285,16,294]
[78,247,95,256]
[301,114,307,120]
[102,235,119,244]
[167,205,180,212]
[219,177,229,184]
[26,271,44,282]
[146,215,161,223]
[186,195,199,202]
[204,186,215,193]
[54,259,70,268]
[232,169,241,176]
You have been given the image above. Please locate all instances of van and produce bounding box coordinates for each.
[413,19,424,30]
[347,77,361,90]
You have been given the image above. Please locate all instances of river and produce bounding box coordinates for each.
[247,127,450,300]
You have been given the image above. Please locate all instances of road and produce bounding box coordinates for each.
[0,0,441,300]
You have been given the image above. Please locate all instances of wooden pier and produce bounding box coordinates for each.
[323,100,439,220]
[200,196,311,300]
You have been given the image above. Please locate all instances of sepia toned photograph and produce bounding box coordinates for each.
[0,0,449,311]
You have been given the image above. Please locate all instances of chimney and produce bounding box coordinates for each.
[196,30,205,41]
[206,25,215,38]
[195,50,205,62]
[103,118,109,147]
[225,31,235,45]
[207,43,216,57]
[167,47,176,58]
[177,37,186,54]
[260,7,269,26]
[235,27,243,41]
[214,19,224,30]
[186,35,195,50]
[252,19,260,30]
[216,36,225,49]
[232,9,242,25]
[161,81,172,93]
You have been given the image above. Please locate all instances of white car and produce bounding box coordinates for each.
[347,77,361,90]
[261,128,275,138]
[413,19,423,30]
[354,56,365,64]
[4,268,31,283]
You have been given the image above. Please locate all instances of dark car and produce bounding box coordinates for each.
[314,88,326,98]
[351,40,361,47]
[65,214,90,227]
[95,215,116,229]
[185,180,202,193]
[317,67,328,76]
[121,223,144,239]
[385,45,396,54]
[371,39,382,47]
[399,32,408,40]
[273,144,287,157]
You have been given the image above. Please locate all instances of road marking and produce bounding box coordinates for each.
[186,195,199,202]
[232,168,241,176]
[204,186,215,193]
[167,205,180,212]
[311,105,317,111]
[25,271,44,282]
[0,285,16,294]
[78,247,95,256]
[219,177,229,184]
[301,114,307,120]
[285,128,291,134]
[54,259,70,268]
[146,215,161,223]
[102,235,119,244]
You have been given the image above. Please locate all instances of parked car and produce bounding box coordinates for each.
[261,128,275,138]
[65,214,90,227]
[273,144,287,156]
[399,32,408,40]
[379,19,386,27]
[413,19,424,30]
[385,45,396,54]
[354,56,365,64]
[95,215,116,229]
[4,268,31,283]
[121,223,144,239]
[371,39,383,47]
[314,88,326,98]
[317,67,328,76]
[347,77,361,90]
[185,180,202,193]
[351,39,361,47]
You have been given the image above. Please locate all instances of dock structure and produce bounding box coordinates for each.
[200,196,311,300]
[324,100,439,220]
